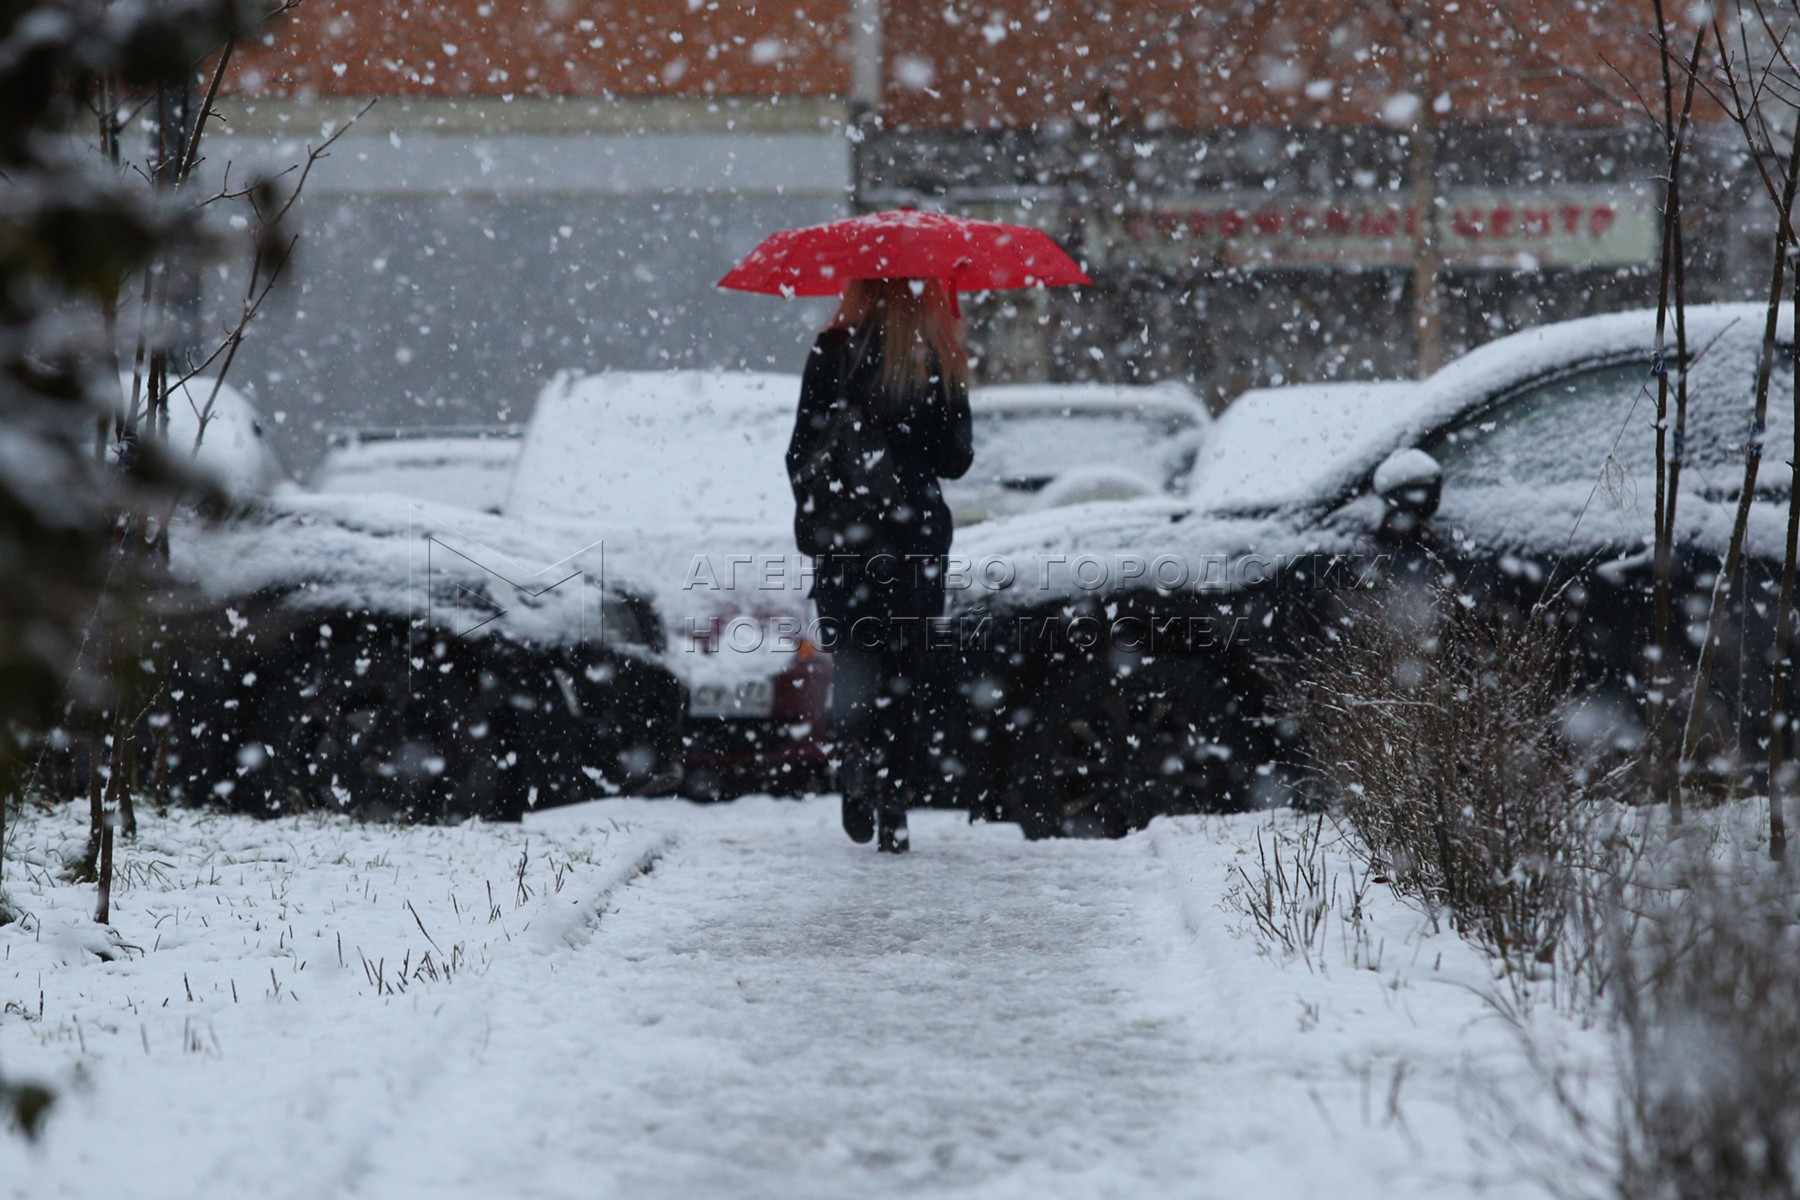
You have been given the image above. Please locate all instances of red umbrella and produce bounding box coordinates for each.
[717,209,1091,302]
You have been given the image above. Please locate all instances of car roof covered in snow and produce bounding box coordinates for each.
[506,370,798,533]
[127,375,285,499]
[1189,303,1792,517]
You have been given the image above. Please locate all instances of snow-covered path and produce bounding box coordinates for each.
[3,799,1560,1199]
[356,806,1201,1199]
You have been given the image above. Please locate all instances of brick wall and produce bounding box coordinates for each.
[235,0,1675,134]
[879,0,1670,131]
[238,1,853,98]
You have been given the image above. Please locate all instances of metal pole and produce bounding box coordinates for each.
[850,0,882,112]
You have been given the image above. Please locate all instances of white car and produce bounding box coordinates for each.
[505,370,831,798]
[945,382,1210,526]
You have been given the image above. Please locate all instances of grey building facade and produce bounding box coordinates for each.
[201,97,851,471]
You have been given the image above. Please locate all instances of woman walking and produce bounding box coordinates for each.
[786,278,973,853]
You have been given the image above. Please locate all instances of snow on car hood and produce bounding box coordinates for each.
[947,496,1334,615]
[173,488,808,692]
[512,505,810,678]
[1187,379,1428,513]
[170,490,633,650]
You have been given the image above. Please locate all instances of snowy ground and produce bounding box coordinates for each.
[0,797,1593,1199]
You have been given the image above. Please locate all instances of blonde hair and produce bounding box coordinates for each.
[829,278,971,402]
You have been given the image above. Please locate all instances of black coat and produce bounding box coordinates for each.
[786,326,974,623]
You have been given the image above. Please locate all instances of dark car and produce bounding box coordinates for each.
[160,489,685,821]
[922,303,1795,837]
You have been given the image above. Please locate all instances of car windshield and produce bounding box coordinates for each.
[315,435,521,512]
[969,408,1198,490]
[1432,357,1796,499]
[1186,380,1432,515]
[507,371,798,531]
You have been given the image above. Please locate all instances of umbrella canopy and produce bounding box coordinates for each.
[717,209,1091,298]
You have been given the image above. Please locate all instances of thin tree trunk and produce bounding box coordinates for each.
[1,764,8,901]
[1679,110,1800,815]
[1404,7,1442,379]
[1649,20,1705,820]
[80,721,105,880]
[93,820,113,925]
[106,702,135,841]
[1409,124,1441,377]
[1767,271,1799,863]
[150,724,170,811]
[97,73,122,386]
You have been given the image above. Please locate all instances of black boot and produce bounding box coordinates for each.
[840,753,874,845]
[876,805,909,854]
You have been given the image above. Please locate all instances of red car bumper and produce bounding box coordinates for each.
[678,648,833,797]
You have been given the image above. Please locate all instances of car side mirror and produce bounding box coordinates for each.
[1373,448,1442,528]
[1163,427,1206,491]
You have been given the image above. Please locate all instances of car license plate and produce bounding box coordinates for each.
[690,678,775,718]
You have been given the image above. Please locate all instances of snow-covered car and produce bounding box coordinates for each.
[927,303,1797,837]
[122,374,287,499]
[506,370,831,799]
[944,382,1208,526]
[160,489,685,822]
[313,425,524,513]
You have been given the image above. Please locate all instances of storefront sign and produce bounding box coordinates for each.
[1092,185,1657,271]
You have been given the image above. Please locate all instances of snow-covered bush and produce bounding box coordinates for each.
[1280,582,1594,972]
[1610,851,1800,1200]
